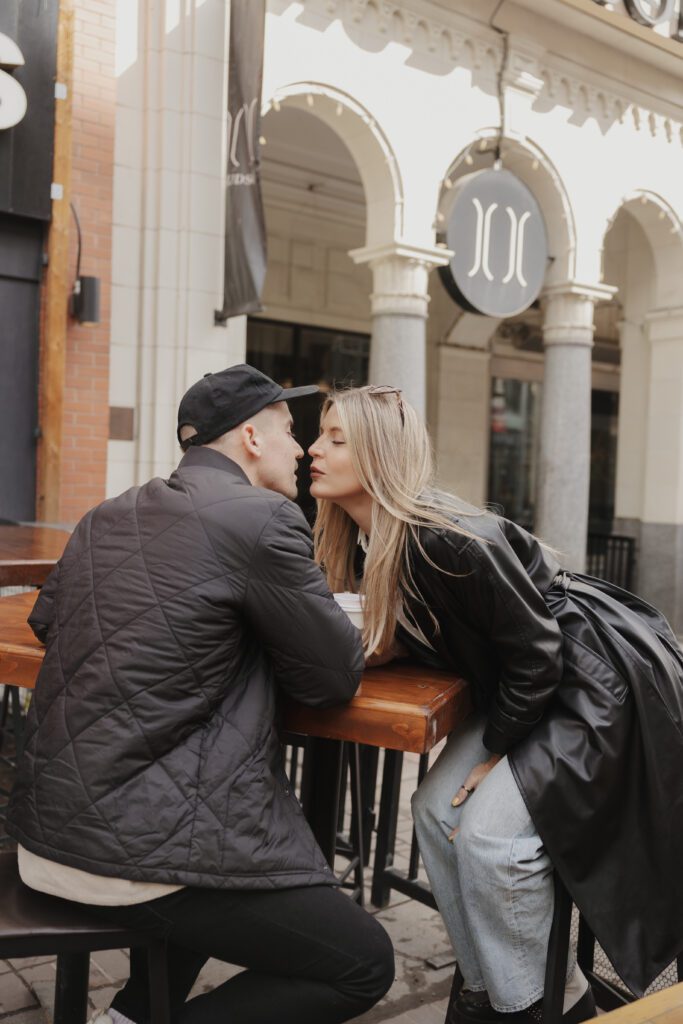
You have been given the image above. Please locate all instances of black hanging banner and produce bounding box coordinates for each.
[215,0,267,322]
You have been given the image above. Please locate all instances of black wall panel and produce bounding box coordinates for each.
[0,0,59,221]
[0,214,44,521]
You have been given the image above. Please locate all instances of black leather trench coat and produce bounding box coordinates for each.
[399,511,683,997]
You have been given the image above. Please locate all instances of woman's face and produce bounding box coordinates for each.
[308,405,366,503]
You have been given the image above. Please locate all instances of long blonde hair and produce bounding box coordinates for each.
[313,386,485,656]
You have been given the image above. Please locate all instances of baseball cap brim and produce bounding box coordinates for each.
[278,385,321,401]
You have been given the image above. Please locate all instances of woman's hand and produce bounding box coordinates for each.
[448,754,502,841]
[365,637,409,668]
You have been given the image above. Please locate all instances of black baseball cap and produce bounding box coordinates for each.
[177,364,320,447]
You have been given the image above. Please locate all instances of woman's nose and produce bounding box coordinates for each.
[308,437,322,458]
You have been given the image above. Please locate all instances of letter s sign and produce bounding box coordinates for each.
[0,32,28,130]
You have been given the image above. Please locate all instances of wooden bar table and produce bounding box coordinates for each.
[0,526,70,588]
[282,663,471,876]
[0,592,471,868]
[0,592,42,687]
[0,594,471,743]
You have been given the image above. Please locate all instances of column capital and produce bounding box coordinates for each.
[349,241,452,270]
[541,281,618,348]
[542,281,619,305]
[350,242,452,319]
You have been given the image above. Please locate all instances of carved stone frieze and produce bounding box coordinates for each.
[296,0,683,145]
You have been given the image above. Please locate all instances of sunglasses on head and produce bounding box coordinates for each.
[361,385,405,426]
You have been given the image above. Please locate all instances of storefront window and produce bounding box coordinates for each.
[247,317,370,520]
[488,378,619,536]
[589,390,619,534]
[488,378,541,531]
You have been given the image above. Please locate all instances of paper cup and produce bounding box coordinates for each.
[333,591,364,631]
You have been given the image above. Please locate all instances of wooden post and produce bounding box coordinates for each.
[36,0,74,523]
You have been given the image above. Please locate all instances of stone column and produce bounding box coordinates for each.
[639,307,683,633]
[536,282,617,570]
[350,243,450,417]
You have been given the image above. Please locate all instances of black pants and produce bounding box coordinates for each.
[94,883,394,1024]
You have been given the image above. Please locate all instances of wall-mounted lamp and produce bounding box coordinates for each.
[69,202,101,324]
[70,275,100,324]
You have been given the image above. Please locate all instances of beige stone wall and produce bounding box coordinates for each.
[259,207,371,335]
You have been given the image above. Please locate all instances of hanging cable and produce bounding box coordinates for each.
[70,201,82,282]
[489,0,509,165]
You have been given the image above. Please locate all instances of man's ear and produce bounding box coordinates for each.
[239,422,262,459]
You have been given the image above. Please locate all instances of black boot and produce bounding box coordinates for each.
[452,985,597,1023]
[444,965,465,1024]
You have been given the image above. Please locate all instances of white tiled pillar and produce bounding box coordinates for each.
[108,0,247,495]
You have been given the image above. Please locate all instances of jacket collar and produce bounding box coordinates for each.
[177,445,252,486]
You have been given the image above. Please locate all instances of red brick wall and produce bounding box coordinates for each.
[49,0,115,524]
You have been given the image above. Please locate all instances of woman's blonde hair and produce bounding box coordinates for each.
[312,386,485,656]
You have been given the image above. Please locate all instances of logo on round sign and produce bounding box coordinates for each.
[0,32,28,131]
[438,168,548,318]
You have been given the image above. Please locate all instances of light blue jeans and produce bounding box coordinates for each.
[411,713,575,1013]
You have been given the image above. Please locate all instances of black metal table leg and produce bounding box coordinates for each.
[359,744,379,864]
[371,748,403,907]
[301,737,344,866]
[54,951,90,1024]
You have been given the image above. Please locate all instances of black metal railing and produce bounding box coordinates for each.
[586,533,635,591]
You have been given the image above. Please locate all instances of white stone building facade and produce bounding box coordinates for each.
[108,0,683,628]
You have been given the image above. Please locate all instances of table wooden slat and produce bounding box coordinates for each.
[598,983,683,1023]
[0,592,470,755]
[0,526,70,587]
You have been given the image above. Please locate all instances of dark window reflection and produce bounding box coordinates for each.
[488,378,540,531]
[488,377,619,537]
[247,317,370,522]
[589,390,619,534]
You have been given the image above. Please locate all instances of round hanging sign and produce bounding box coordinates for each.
[624,0,674,27]
[438,167,548,318]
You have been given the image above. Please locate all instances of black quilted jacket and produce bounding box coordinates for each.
[7,447,364,889]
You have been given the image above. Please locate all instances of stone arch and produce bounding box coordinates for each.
[601,190,683,310]
[262,82,404,250]
[600,190,683,621]
[435,131,577,287]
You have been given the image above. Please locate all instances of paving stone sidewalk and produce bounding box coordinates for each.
[0,741,454,1024]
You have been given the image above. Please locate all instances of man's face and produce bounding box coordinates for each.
[254,402,304,500]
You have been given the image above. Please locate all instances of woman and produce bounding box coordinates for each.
[308,385,683,1024]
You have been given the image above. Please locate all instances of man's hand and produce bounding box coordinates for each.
[448,754,503,841]
[365,637,409,668]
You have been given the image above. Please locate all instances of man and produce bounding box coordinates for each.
[7,365,394,1024]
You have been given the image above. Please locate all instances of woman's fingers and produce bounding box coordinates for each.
[451,781,475,807]
[450,756,502,808]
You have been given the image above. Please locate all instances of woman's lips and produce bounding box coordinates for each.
[310,467,324,476]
